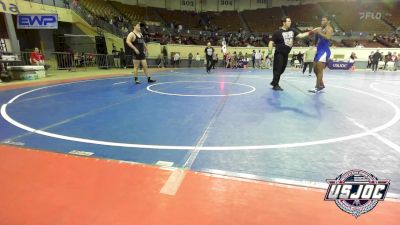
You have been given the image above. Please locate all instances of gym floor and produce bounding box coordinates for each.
[1,68,399,224]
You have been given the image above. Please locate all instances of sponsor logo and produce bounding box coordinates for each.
[325,169,390,218]
[17,14,58,29]
[332,63,348,68]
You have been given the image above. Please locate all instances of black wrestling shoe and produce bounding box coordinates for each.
[272,85,283,91]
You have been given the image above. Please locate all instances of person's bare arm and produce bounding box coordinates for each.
[297,32,311,39]
[144,42,148,53]
[296,26,316,39]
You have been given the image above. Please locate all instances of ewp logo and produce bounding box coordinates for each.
[17,14,58,29]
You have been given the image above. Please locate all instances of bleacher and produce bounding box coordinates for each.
[110,2,160,23]
[362,1,400,28]
[320,2,393,33]
[330,40,345,47]
[79,0,122,21]
[70,0,400,48]
[158,9,202,30]
[377,34,400,48]
[242,8,283,33]
[201,11,243,32]
[285,4,322,26]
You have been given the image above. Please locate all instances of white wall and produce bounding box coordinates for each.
[249,0,268,10]
[195,0,203,12]
[165,0,181,10]
[235,0,249,11]
[199,0,216,12]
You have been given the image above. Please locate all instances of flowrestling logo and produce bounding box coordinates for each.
[325,170,390,218]
[17,14,58,29]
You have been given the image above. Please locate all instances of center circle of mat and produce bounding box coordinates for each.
[146,81,256,97]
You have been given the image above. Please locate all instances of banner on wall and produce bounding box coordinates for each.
[327,60,354,70]
[17,14,58,29]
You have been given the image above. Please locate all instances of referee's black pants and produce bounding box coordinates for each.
[372,61,379,71]
[206,56,213,72]
[271,52,288,87]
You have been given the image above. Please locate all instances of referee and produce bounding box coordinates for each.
[268,17,313,91]
[205,42,214,73]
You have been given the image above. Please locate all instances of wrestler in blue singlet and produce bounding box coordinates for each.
[314,29,331,63]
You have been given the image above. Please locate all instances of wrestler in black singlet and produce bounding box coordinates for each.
[130,32,146,60]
